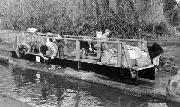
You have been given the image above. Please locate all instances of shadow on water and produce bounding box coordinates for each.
[10,67,180,107]
[0,57,9,68]
[5,53,180,106]
[12,53,160,88]
[15,53,156,84]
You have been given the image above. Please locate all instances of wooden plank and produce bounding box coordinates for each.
[117,43,122,67]
[64,38,67,56]
[122,42,132,67]
[96,42,101,59]
[131,64,154,71]
[80,59,98,63]
[138,41,142,51]
[15,34,20,57]
[82,56,100,60]
[31,34,142,43]
[64,38,120,43]
[64,35,144,42]
[18,32,146,46]
[0,31,146,45]
[75,40,80,61]
[13,34,17,51]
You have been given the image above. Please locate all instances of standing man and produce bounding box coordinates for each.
[94,29,110,62]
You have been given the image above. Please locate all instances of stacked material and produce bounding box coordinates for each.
[136,51,151,67]
[101,45,151,67]
[126,45,151,67]
[101,48,117,65]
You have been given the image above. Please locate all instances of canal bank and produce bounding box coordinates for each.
[0,50,179,106]
[0,94,33,107]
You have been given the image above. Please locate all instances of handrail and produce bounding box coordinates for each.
[1,31,180,42]
[63,35,144,42]
[0,31,147,44]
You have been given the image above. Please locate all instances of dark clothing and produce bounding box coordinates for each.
[40,45,48,56]
[80,41,89,50]
[54,39,65,57]
[80,41,95,53]
[148,43,163,59]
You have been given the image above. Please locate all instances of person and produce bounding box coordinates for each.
[39,45,48,60]
[101,29,110,51]
[94,29,109,50]
[39,44,56,70]
[54,35,65,58]
[148,42,163,65]
[40,33,60,70]
[94,29,110,62]
[80,37,96,58]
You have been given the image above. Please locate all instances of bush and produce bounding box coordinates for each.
[0,0,172,40]
[159,53,176,74]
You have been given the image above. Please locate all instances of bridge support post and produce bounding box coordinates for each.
[76,40,81,70]
[117,42,122,67]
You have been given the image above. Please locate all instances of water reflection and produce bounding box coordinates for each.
[8,67,180,107]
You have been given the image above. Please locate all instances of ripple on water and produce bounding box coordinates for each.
[0,65,180,107]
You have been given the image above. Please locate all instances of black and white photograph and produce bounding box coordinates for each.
[0,0,180,106]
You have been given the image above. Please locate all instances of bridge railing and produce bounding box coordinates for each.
[0,31,155,69]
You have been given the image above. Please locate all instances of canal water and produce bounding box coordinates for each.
[0,64,179,107]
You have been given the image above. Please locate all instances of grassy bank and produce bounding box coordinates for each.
[0,94,33,107]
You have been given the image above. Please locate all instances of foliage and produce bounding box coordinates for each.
[0,0,178,39]
[163,0,179,26]
[97,13,139,39]
[159,53,176,74]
